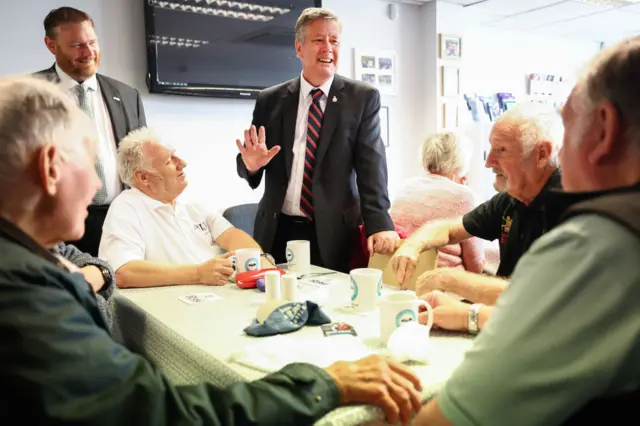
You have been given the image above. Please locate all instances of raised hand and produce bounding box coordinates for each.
[235,125,281,174]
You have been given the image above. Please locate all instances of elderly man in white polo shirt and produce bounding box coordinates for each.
[99,127,265,288]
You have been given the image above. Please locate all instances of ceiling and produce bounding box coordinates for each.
[437,0,640,43]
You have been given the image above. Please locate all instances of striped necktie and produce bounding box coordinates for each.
[300,88,324,220]
[75,85,108,205]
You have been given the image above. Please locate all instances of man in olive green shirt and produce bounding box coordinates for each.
[0,76,422,425]
[414,36,640,425]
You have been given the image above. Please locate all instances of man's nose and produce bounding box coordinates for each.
[485,151,496,168]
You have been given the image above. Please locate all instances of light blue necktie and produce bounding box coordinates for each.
[75,85,108,205]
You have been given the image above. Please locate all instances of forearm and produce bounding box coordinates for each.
[115,260,200,288]
[449,272,507,305]
[408,221,457,251]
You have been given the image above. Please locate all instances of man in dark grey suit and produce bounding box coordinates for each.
[34,7,146,256]
[236,7,398,272]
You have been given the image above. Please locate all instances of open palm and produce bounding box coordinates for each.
[236,125,281,173]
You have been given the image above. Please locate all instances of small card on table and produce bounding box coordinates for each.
[321,322,358,337]
[178,292,221,305]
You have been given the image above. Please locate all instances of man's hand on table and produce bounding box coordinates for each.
[414,268,464,296]
[419,290,469,332]
[324,354,423,426]
[197,252,234,285]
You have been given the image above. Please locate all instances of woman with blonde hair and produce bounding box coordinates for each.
[390,131,484,272]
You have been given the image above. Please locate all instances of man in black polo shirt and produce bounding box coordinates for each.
[391,102,564,309]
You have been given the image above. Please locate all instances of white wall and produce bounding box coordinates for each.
[434,1,601,201]
[0,0,423,210]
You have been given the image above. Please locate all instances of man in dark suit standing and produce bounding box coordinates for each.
[34,7,146,256]
[236,7,398,272]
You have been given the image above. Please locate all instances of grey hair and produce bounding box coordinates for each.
[0,75,95,192]
[117,127,159,186]
[295,7,342,43]
[421,131,473,177]
[574,36,640,153]
[495,102,564,165]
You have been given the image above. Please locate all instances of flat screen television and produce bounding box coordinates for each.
[144,0,322,99]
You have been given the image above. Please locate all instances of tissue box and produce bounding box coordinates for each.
[368,244,437,290]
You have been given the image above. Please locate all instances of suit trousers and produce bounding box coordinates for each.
[67,204,110,257]
[271,214,323,268]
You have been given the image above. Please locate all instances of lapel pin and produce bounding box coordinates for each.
[113,96,121,102]
[332,96,337,103]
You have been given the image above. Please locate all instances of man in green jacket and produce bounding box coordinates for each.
[0,76,422,425]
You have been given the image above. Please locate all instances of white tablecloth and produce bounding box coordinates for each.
[111,267,474,425]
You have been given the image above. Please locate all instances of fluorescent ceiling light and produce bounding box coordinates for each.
[149,34,210,48]
[151,0,284,21]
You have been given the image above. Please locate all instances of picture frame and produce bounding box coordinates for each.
[379,106,390,147]
[442,102,458,129]
[439,34,462,60]
[354,49,397,95]
[441,66,460,97]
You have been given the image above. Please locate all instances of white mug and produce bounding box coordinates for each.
[379,292,433,345]
[285,240,310,272]
[349,268,383,312]
[235,248,261,273]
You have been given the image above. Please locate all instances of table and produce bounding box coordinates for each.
[111,267,474,425]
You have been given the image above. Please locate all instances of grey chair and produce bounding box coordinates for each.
[223,203,258,237]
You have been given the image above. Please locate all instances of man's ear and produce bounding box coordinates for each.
[38,144,61,196]
[536,140,553,168]
[44,36,57,56]
[295,40,303,59]
[134,169,148,186]
[588,100,621,165]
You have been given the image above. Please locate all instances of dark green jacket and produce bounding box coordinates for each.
[0,218,340,425]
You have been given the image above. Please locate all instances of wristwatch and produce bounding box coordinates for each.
[96,264,111,285]
[468,303,484,334]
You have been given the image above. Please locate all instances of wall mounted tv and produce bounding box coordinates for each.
[144,0,322,99]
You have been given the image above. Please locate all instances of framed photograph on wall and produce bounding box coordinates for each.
[354,49,397,95]
[379,106,390,147]
[441,66,460,97]
[442,102,458,129]
[439,34,462,60]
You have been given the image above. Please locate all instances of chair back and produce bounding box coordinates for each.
[222,203,258,237]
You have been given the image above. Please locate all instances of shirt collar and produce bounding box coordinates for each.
[131,187,184,213]
[55,62,98,93]
[300,72,334,100]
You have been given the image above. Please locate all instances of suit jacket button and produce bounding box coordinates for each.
[273,213,277,219]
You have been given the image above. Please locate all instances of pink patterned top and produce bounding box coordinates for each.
[390,174,485,273]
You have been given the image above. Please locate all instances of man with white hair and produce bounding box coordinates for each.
[391,102,566,332]
[0,75,425,426]
[99,127,268,288]
[414,35,640,425]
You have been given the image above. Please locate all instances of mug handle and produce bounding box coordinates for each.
[416,300,434,330]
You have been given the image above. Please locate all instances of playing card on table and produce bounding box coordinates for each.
[178,292,221,305]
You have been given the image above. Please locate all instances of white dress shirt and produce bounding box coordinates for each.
[99,188,233,271]
[281,73,334,217]
[55,63,120,203]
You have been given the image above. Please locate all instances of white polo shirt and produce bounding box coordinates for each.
[99,188,233,271]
